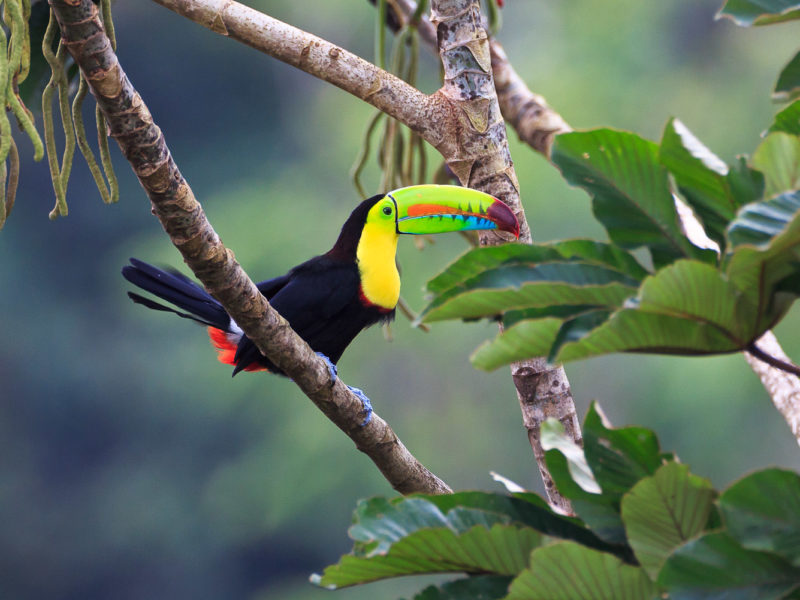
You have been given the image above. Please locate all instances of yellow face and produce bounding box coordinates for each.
[356,199,401,310]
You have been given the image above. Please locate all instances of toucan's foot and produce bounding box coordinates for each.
[316,352,338,386]
[347,386,373,427]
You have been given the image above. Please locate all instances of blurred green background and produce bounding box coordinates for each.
[1,1,799,598]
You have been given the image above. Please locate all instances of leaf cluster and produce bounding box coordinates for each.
[419,110,800,370]
[313,403,800,599]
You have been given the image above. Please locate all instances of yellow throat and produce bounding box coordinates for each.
[356,221,400,310]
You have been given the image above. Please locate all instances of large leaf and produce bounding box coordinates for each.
[659,118,746,248]
[752,132,800,198]
[720,468,800,565]
[726,191,800,327]
[621,462,715,578]
[505,541,657,600]
[717,0,800,25]
[555,260,761,363]
[769,100,800,136]
[421,260,638,323]
[552,129,709,267]
[658,532,800,600]
[314,523,543,588]
[775,50,800,102]
[408,576,512,600]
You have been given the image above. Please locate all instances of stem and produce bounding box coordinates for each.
[50,0,451,496]
[747,341,800,377]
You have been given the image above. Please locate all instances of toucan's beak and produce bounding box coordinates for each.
[388,185,520,239]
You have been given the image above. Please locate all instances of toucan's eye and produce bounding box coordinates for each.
[382,206,392,216]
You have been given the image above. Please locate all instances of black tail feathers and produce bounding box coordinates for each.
[122,258,231,330]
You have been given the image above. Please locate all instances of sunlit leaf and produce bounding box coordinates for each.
[555,260,761,362]
[659,118,741,248]
[720,468,800,565]
[752,132,800,197]
[506,541,657,600]
[552,129,709,267]
[541,419,601,494]
[621,462,715,578]
[658,532,800,599]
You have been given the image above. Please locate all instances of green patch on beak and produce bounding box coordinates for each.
[388,185,520,238]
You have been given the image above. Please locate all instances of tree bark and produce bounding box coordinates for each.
[49,0,451,496]
[428,0,576,513]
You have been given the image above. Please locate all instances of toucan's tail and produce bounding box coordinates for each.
[121,258,231,330]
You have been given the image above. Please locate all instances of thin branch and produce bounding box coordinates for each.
[50,0,451,496]
[747,339,800,377]
[150,0,447,149]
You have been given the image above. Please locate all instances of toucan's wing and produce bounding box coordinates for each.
[232,258,361,375]
[256,274,292,299]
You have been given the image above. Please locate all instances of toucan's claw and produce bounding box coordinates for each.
[347,386,373,427]
[316,352,338,386]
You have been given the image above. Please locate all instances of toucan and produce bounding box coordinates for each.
[123,184,518,394]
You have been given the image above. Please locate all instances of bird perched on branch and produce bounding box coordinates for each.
[122,185,518,421]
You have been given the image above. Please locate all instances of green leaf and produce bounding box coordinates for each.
[505,541,658,600]
[407,576,512,600]
[658,532,800,600]
[720,468,800,565]
[769,100,800,136]
[752,132,800,197]
[726,191,800,327]
[315,523,543,588]
[548,309,613,363]
[717,0,800,25]
[775,50,800,102]
[582,404,665,498]
[659,118,741,248]
[421,492,626,559]
[552,129,708,267]
[555,260,761,363]
[548,240,651,280]
[621,462,715,578]
[421,261,638,323]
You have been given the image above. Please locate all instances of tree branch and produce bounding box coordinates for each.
[49,0,451,496]
[429,0,577,514]
[150,0,447,149]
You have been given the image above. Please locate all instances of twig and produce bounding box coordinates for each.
[746,341,800,378]
[50,0,451,496]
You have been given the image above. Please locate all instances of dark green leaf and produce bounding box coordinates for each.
[717,0,800,25]
[548,240,651,280]
[552,129,707,267]
[548,309,613,363]
[660,118,738,248]
[752,132,800,197]
[775,50,800,102]
[621,462,715,578]
[582,403,664,498]
[769,100,800,136]
[658,532,800,600]
[407,576,512,600]
[506,541,658,600]
[421,261,638,323]
[727,156,766,207]
[720,468,800,565]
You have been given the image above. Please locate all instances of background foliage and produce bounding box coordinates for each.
[2,1,800,599]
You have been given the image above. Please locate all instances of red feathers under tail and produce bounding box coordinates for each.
[207,327,267,372]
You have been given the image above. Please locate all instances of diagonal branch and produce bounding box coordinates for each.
[49,0,450,496]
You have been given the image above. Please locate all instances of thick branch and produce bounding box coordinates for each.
[50,0,450,496]
[430,0,577,514]
[386,0,571,157]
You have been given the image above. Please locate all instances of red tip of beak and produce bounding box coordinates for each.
[487,200,520,239]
